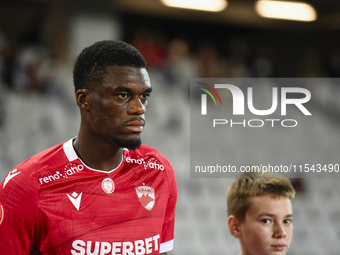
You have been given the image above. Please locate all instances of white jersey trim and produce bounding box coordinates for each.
[160,239,174,253]
[63,138,127,173]
[63,138,78,161]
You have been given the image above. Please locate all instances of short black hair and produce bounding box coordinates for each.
[73,40,146,92]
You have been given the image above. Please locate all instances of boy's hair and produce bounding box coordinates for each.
[73,40,146,93]
[226,171,295,222]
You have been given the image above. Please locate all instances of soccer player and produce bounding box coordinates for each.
[0,40,177,255]
[226,172,295,255]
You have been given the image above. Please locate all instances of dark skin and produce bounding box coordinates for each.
[72,65,167,255]
[73,65,151,171]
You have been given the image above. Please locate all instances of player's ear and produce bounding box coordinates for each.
[76,89,90,111]
[228,215,242,238]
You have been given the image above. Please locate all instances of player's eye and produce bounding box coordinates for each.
[140,94,150,100]
[118,94,129,100]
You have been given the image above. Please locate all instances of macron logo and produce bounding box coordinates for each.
[3,169,21,189]
[67,192,82,211]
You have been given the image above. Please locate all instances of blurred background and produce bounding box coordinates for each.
[0,0,340,254]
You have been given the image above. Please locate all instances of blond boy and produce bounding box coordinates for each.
[227,172,295,255]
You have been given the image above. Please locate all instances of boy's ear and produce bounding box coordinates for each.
[228,215,242,238]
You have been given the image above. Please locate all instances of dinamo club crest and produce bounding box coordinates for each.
[135,186,155,211]
[102,178,115,194]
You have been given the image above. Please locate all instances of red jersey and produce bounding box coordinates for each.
[0,139,177,255]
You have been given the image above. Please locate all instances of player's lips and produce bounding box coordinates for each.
[124,120,145,133]
[271,244,286,251]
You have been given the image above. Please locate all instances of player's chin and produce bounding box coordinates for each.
[113,135,142,150]
[126,133,142,143]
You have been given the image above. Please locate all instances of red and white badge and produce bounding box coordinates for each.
[102,178,115,194]
[135,186,155,211]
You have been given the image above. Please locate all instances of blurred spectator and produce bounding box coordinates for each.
[297,47,327,77]
[0,79,5,127]
[196,40,223,77]
[0,38,60,95]
[131,29,168,69]
[1,39,21,90]
[326,49,340,77]
[164,37,198,88]
[291,178,306,194]
[0,29,8,127]
[226,36,250,77]
[251,45,275,77]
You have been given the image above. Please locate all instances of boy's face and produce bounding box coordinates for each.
[238,195,293,255]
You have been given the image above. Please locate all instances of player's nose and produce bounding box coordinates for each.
[127,97,146,115]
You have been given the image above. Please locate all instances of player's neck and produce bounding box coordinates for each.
[73,134,124,172]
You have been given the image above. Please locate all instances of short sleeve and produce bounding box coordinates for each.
[0,167,38,254]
